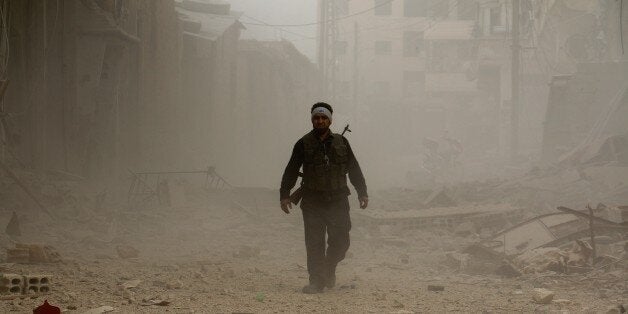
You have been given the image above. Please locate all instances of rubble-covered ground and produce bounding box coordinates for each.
[0,180,625,313]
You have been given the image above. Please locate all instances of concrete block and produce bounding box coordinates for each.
[25,275,51,294]
[0,273,24,294]
[532,288,555,304]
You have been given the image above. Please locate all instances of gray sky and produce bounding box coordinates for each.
[228,0,318,61]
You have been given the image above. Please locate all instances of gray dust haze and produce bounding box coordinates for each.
[0,0,626,312]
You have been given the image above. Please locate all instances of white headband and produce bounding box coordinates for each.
[311,107,332,121]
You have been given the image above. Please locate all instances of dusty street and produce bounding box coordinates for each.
[0,188,625,313]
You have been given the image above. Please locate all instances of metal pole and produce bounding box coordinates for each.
[318,0,327,96]
[353,21,359,110]
[325,0,337,101]
[510,0,520,161]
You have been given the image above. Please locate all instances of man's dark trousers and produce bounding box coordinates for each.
[300,195,351,287]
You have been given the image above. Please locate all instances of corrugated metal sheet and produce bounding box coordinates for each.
[425,20,476,40]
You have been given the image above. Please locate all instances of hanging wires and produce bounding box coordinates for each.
[240,0,396,28]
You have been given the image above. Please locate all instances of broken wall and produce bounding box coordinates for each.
[2,0,184,184]
[541,62,628,164]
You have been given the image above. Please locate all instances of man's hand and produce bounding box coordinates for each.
[280,198,292,214]
[359,196,368,209]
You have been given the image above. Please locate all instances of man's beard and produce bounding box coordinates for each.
[314,127,329,135]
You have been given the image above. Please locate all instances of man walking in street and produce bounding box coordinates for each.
[280,102,368,294]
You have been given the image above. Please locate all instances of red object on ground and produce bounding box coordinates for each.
[33,300,60,314]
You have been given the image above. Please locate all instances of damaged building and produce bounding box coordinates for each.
[0,0,626,312]
[1,0,183,181]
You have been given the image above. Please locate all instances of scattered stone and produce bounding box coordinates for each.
[122,290,135,303]
[152,280,167,288]
[605,304,626,314]
[399,253,409,264]
[120,279,141,289]
[166,279,183,290]
[140,298,170,306]
[553,299,571,305]
[532,288,555,304]
[392,299,405,308]
[116,245,139,259]
[82,305,116,313]
[427,285,445,292]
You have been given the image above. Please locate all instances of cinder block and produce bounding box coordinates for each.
[24,275,51,294]
[0,273,24,294]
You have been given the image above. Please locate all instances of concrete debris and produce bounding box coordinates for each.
[552,299,571,305]
[480,212,587,256]
[458,202,628,276]
[512,244,586,274]
[358,204,522,232]
[445,252,469,271]
[392,299,405,308]
[140,298,171,306]
[398,253,409,264]
[0,274,51,295]
[166,279,183,290]
[605,304,626,314]
[6,244,61,264]
[495,259,522,277]
[5,247,29,264]
[531,288,555,304]
[120,279,141,290]
[427,285,445,292]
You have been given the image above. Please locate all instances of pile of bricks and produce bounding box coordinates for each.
[6,244,61,264]
[0,274,51,295]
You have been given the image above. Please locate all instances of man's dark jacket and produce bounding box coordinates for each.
[280,130,367,201]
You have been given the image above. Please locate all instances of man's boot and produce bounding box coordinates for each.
[324,264,337,289]
[301,283,323,294]
[302,274,324,294]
